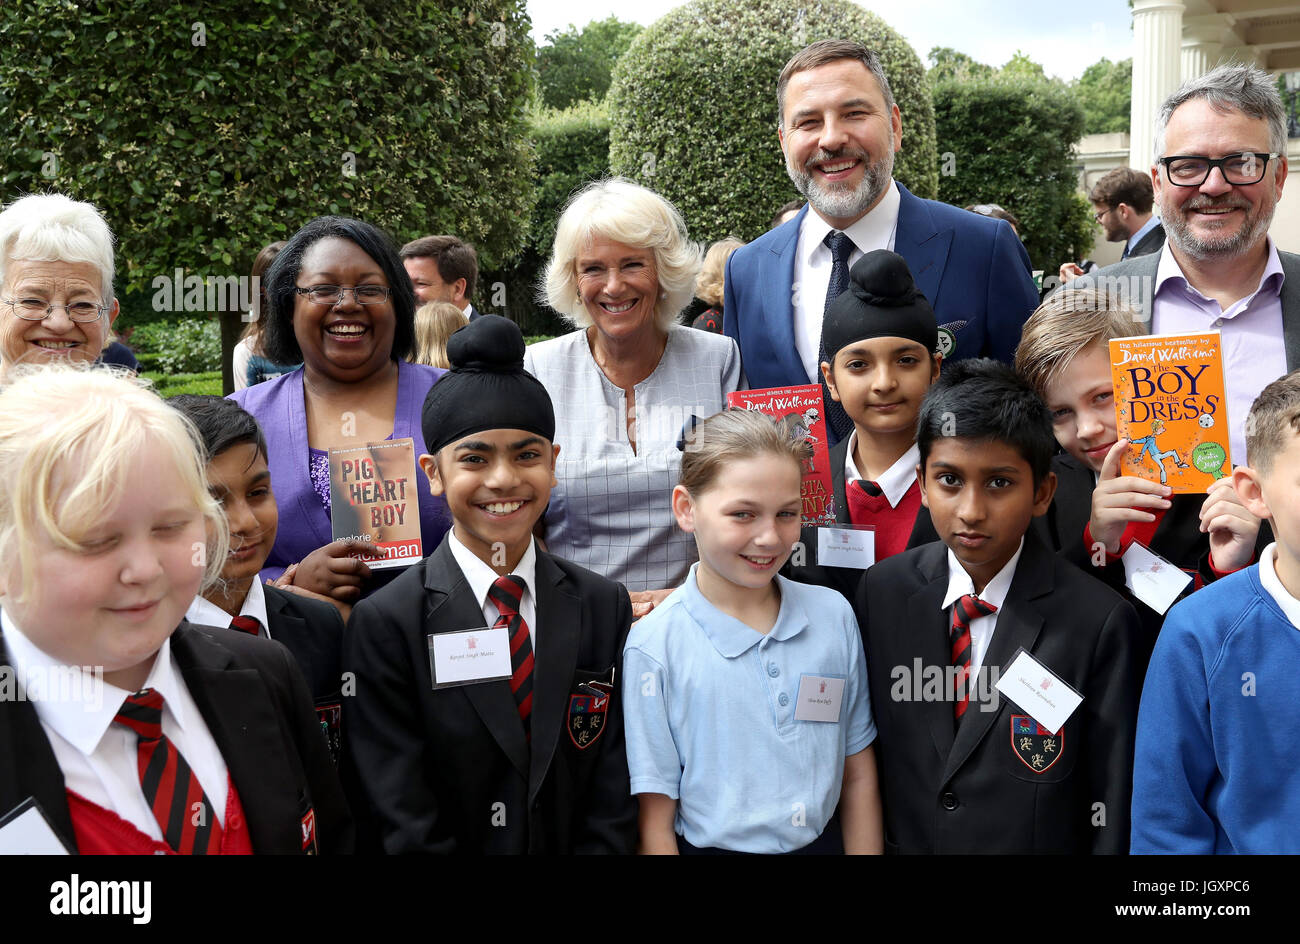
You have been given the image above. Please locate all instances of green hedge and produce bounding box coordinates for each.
[607,0,938,244]
[0,0,537,295]
[483,101,611,335]
[127,318,221,374]
[932,73,1094,272]
[143,371,223,398]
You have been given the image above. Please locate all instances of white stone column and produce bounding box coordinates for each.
[1181,38,1221,82]
[1130,0,1185,172]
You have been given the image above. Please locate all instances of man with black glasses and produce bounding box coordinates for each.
[1073,63,1296,467]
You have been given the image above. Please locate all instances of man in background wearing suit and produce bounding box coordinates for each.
[724,39,1039,444]
[402,234,483,321]
[1059,167,1166,284]
[1070,63,1295,468]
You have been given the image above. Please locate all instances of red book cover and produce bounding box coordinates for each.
[725,384,836,527]
[329,437,423,568]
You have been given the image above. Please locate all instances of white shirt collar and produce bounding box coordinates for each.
[843,431,919,508]
[185,578,271,638]
[1,608,190,756]
[447,529,538,613]
[461,301,473,318]
[798,180,901,267]
[1257,543,1300,631]
[941,538,1025,612]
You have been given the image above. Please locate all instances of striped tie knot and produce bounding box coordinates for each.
[953,594,997,633]
[114,689,165,741]
[488,574,526,617]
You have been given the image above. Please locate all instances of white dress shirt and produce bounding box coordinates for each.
[792,182,902,384]
[940,538,1025,674]
[843,432,920,509]
[2,610,229,839]
[1257,543,1300,632]
[447,530,539,649]
[186,578,272,639]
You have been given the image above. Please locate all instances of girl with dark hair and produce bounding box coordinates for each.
[229,216,452,606]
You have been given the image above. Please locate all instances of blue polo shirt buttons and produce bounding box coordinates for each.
[768,664,780,677]
[778,692,790,707]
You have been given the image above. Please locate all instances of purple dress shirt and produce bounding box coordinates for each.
[229,359,452,596]
[1152,239,1286,466]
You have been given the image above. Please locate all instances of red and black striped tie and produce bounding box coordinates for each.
[489,575,534,736]
[950,594,997,720]
[113,689,222,854]
[229,615,260,636]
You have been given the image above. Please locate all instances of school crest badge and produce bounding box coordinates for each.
[1010,714,1062,774]
[567,684,611,750]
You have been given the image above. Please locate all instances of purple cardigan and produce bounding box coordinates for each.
[229,360,452,593]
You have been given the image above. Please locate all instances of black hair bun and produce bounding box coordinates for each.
[848,249,920,307]
[446,313,526,371]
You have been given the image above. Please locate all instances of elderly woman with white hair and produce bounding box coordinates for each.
[525,178,744,614]
[0,193,119,371]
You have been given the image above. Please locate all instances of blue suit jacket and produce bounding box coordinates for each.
[723,184,1039,389]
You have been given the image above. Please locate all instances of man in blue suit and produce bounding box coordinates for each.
[724,39,1039,441]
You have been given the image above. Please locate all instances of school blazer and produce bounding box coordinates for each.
[262,584,344,704]
[787,436,938,602]
[0,619,354,854]
[1039,452,1271,658]
[854,530,1143,854]
[342,538,638,855]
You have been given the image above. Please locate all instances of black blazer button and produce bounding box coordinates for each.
[941,792,959,811]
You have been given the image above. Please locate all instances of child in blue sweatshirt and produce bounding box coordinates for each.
[1132,370,1300,853]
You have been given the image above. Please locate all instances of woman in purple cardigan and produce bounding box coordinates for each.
[229,216,451,605]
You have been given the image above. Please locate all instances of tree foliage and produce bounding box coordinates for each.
[932,68,1094,271]
[536,16,644,110]
[607,0,938,245]
[1074,57,1132,135]
[0,0,537,301]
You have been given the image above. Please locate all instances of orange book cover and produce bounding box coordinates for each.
[725,384,836,527]
[1108,332,1229,494]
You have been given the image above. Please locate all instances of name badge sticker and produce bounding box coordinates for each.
[1122,541,1192,614]
[0,797,72,855]
[817,525,875,569]
[993,649,1083,735]
[794,674,845,722]
[428,627,512,689]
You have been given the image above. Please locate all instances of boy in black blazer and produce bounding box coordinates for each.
[171,396,346,761]
[344,315,636,854]
[855,360,1143,854]
[787,251,941,601]
[1014,289,1265,655]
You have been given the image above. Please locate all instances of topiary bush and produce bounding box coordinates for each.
[607,0,938,244]
[931,72,1094,273]
[0,0,537,290]
[483,100,611,335]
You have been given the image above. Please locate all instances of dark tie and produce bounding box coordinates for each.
[950,594,997,720]
[113,689,222,854]
[1120,244,1131,260]
[488,575,534,735]
[819,230,856,443]
[229,615,260,636]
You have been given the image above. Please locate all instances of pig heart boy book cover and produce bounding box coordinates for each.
[1109,331,1228,495]
[329,437,422,568]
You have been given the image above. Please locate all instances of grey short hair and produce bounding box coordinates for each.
[777,39,896,128]
[541,178,702,333]
[0,193,116,302]
[1154,63,1287,163]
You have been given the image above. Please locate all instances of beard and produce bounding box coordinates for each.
[1161,191,1276,260]
[785,137,895,222]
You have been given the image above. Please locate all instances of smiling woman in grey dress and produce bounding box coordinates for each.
[525,178,744,614]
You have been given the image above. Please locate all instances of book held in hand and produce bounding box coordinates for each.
[725,384,836,527]
[329,437,422,568]
[1109,331,1228,494]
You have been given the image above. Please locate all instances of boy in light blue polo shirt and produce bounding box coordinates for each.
[623,409,881,854]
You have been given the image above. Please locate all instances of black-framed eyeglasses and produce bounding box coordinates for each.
[2,298,107,323]
[295,284,391,306]
[1093,206,1114,224]
[1157,152,1280,187]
